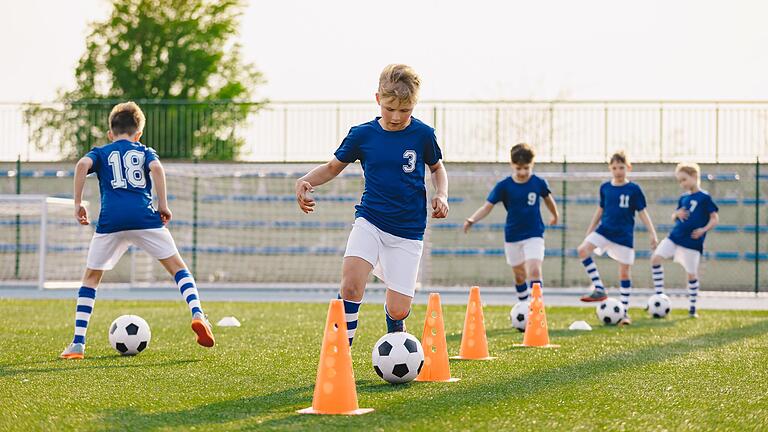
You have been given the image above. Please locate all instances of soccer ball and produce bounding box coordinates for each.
[108,315,151,355]
[647,294,671,318]
[596,298,625,325]
[371,332,424,384]
[509,301,529,332]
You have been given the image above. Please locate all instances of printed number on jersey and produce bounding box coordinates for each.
[402,150,416,173]
[618,194,630,208]
[688,200,698,213]
[108,150,146,189]
[527,192,537,206]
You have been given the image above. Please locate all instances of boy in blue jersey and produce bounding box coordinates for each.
[295,64,449,346]
[651,162,719,318]
[60,102,214,359]
[578,151,658,325]
[463,143,559,301]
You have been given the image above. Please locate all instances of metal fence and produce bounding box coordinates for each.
[2,100,768,163]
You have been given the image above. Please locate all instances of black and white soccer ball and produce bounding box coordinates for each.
[509,301,529,332]
[371,332,424,384]
[108,315,151,355]
[596,298,625,325]
[647,294,671,318]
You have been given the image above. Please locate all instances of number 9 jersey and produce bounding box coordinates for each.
[85,139,164,234]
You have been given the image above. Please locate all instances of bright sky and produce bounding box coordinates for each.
[2,0,767,102]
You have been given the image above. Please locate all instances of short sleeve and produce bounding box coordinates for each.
[706,195,719,214]
[633,186,647,211]
[487,180,505,204]
[334,127,362,163]
[677,196,684,209]
[85,148,99,174]
[599,184,606,208]
[144,147,159,168]
[539,177,551,198]
[423,129,443,166]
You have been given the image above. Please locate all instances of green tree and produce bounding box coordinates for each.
[26,0,264,160]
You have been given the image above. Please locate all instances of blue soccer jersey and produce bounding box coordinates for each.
[487,174,551,243]
[85,140,163,234]
[334,117,443,240]
[594,181,647,248]
[668,190,719,253]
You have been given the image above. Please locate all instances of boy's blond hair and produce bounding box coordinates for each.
[378,64,420,104]
[609,150,631,167]
[109,101,146,136]
[510,143,535,165]
[676,162,701,183]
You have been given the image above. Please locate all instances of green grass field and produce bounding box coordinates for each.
[2,298,767,431]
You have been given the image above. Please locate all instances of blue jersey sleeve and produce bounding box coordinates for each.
[539,177,551,198]
[705,195,719,214]
[144,147,159,168]
[599,183,606,209]
[487,180,505,204]
[334,127,362,163]
[85,148,100,174]
[633,185,647,211]
[423,130,443,166]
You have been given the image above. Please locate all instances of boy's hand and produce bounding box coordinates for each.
[549,215,558,226]
[463,219,474,233]
[295,180,315,214]
[691,228,707,239]
[158,206,172,224]
[650,235,659,250]
[675,208,689,221]
[432,194,449,218]
[74,204,89,225]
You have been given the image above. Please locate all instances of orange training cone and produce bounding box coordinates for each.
[451,286,495,360]
[415,293,460,382]
[297,299,373,415]
[514,282,559,348]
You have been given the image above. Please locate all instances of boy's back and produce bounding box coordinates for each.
[86,139,163,234]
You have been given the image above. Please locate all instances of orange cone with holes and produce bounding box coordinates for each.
[515,282,559,348]
[451,286,495,360]
[297,299,373,415]
[415,293,460,382]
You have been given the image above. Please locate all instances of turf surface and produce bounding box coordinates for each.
[1,298,767,431]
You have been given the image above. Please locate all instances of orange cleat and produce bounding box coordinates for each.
[191,314,215,347]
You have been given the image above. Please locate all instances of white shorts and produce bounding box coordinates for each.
[504,237,545,266]
[653,237,701,275]
[344,217,424,297]
[86,227,179,270]
[585,232,635,265]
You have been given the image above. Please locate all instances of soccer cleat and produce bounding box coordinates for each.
[618,316,632,326]
[580,289,608,302]
[60,343,85,359]
[191,313,216,347]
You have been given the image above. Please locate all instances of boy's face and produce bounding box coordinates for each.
[512,162,533,180]
[376,94,414,131]
[676,171,698,190]
[609,162,629,181]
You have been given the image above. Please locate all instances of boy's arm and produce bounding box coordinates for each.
[295,157,349,214]
[148,160,171,224]
[464,202,494,233]
[429,161,448,218]
[638,209,658,249]
[543,194,559,226]
[73,157,93,225]
[692,212,719,239]
[585,207,603,235]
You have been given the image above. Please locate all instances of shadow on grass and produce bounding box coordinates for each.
[0,359,200,378]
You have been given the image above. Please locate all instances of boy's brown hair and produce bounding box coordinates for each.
[609,150,630,167]
[109,101,146,136]
[676,162,701,180]
[510,143,535,165]
[378,64,420,104]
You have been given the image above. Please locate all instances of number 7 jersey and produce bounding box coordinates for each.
[85,139,164,233]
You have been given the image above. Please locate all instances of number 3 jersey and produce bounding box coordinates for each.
[334,117,443,241]
[595,181,647,248]
[85,140,164,234]
[487,175,551,243]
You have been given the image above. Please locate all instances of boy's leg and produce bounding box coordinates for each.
[687,274,699,318]
[385,288,412,333]
[578,241,607,302]
[526,257,544,295]
[340,256,373,345]
[61,268,103,359]
[618,264,632,323]
[651,255,665,295]
[158,254,214,347]
[512,263,529,301]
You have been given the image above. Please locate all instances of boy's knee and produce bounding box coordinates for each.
[619,267,631,280]
[340,280,365,301]
[386,303,410,320]
[513,267,527,284]
[650,255,662,266]
[577,245,590,259]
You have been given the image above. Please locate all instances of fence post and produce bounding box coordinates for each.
[15,155,21,279]
[756,156,760,294]
[192,157,199,276]
[560,156,568,286]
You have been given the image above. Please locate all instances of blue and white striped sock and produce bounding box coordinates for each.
[515,282,529,301]
[652,264,665,295]
[581,257,605,295]
[338,294,361,346]
[619,279,632,315]
[688,279,699,315]
[530,279,543,295]
[385,304,409,333]
[72,286,96,345]
[175,269,202,316]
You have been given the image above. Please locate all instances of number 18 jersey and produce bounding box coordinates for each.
[85,139,163,234]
